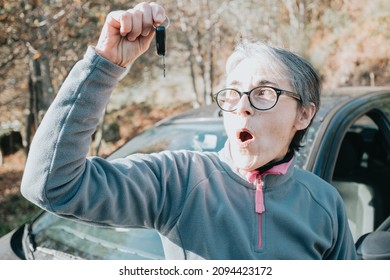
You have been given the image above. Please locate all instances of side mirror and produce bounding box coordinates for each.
[357,231,390,260]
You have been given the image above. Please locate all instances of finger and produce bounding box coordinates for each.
[119,11,133,36]
[105,11,124,35]
[139,29,157,53]
[126,10,143,42]
[134,2,153,36]
[150,2,166,25]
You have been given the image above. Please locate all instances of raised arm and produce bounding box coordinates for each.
[20,3,173,227]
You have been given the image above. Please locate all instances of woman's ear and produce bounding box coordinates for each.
[294,102,316,131]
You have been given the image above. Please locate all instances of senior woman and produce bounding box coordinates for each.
[21,2,357,259]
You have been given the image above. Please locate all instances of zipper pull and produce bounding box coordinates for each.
[255,176,265,214]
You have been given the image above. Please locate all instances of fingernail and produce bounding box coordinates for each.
[155,13,164,22]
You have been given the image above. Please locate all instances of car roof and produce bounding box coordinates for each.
[155,86,390,126]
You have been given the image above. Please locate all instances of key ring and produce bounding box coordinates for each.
[153,16,170,29]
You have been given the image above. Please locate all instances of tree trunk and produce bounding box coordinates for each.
[25,55,53,155]
[23,0,55,155]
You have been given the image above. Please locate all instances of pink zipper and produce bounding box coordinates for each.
[255,175,265,249]
[244,171,265,249]
[257,214,263,248]
[243,156,294,250]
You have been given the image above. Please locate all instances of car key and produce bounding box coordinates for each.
[155,25,166,77]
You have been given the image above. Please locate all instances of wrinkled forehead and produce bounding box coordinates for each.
[226,52,292,89]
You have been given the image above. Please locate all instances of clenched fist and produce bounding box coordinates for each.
[95,2,166,67]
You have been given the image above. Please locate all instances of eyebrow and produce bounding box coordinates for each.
[253,79,281,88]
[227,79,280,88]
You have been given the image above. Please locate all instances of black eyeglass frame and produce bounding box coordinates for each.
[214,86,302,112]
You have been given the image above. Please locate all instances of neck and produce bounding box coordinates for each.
[257,149,294,174]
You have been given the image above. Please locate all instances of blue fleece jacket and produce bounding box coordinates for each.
[21,47,357,260]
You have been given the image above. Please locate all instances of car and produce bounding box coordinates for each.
[0,87,389,260]
[0,123,23,166]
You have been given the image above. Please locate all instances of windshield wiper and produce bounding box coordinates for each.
[32,246,83,260]
[22,223,36,260]
[22,223,82,260]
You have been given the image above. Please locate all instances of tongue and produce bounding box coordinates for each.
[240,131,253,142]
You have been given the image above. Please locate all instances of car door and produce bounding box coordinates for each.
[309,89,390,258]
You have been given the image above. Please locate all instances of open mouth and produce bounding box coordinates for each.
[238,129,254,143]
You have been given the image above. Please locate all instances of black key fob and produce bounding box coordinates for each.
[155,26,166,56]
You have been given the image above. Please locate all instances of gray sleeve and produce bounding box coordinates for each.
[325,196,358,260]
[20,47,182,228]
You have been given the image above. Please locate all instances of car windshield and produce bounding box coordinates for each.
[27,116,320,260]
[28,120,228,260]
[107,120,227,158]
[30,212,164,260]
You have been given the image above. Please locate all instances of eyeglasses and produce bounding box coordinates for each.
[214,86,302,112]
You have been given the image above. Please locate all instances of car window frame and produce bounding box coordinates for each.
[309,90,390,182]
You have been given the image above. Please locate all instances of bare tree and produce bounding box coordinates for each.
[1,0,389,159]
[0,0,130,155]
[173,0,231,107]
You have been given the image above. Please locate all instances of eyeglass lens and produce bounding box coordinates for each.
[217,87,278,111]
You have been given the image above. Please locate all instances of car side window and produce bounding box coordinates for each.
[332,112,390,241]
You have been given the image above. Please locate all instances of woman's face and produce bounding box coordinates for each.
[223,58,313,171]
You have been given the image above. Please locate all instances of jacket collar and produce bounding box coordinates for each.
[218,140,295,188]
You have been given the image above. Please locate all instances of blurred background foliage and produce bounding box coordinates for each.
[1,0,389,123]
[1,0,389,162]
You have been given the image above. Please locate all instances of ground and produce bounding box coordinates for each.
[0,102,192,237]
[0,150,37,237]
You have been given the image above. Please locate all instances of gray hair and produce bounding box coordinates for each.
[226,41,321,150]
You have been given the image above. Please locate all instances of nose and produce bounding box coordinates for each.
[235,93,254,116]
